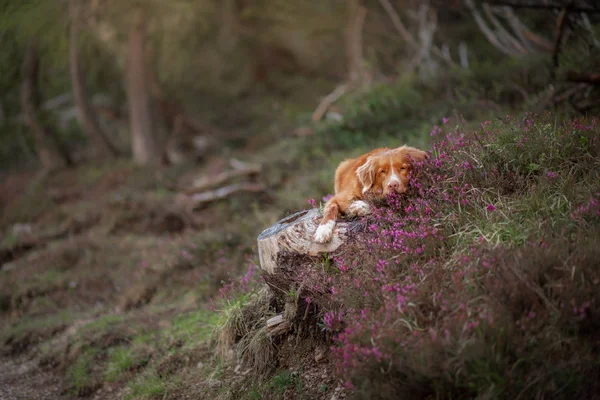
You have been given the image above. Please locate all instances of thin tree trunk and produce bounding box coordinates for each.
[69,2,119,158]
[126,8,161,166]
[20,39,71,170]
[345,0,368,83]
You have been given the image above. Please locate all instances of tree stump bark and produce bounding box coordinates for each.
[257,208,353,275]
[257,208,365,333]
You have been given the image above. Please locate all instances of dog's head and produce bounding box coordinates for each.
[356,146,428,196]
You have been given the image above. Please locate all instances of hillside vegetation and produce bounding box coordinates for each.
[1,1,600,398]
[2,66,599,398]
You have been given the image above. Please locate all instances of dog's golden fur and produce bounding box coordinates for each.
[313,146,428,243]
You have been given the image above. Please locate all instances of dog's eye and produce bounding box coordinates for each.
[380,169,386,174]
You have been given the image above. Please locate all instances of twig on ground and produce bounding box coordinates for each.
[186,162,261,194]
[188,182,265,208]
[312,83,349,122]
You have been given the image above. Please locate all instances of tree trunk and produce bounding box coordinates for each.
[69,2,119,158]
[345,0,368,84]
[126,8,161,166]
[20,40,71,170]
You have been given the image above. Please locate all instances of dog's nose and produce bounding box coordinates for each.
[388,181,399,191]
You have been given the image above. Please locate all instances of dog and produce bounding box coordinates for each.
[313,146,428,243]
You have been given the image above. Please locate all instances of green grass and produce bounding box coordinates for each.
[79,314,128,334]
[0,310,75,345]
[67,347,98,396]
[169,308,221,347]
[1,38,597,400]
[104,347,137,382]
[215,293,252,356]
[132,332,156,346]
[126,370,166,400]
[270,370,295,392]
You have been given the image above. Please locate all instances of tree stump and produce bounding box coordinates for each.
[257,209,346,274]
[257,208,365,333]
[257,208,366,290]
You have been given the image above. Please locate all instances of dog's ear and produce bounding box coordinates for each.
[356,157,376,193]
[401,146,429,162]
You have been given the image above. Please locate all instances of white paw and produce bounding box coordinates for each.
[314,220,335,243]
[346,200,371,217]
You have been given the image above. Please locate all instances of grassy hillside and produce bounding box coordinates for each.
[1,60,599,400]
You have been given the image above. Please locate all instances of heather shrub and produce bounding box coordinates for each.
[316,113,600,398]
[214,113,599,397]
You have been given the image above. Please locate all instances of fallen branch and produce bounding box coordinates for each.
[465,0,520,55]
[379,0,457,67]
[378,0,418,49]
[266,314,292,337]
[312,0,368,122]
[185,162,261,194]
[0,218,93,269]
[501,6,534,52]
[188,182,265,208]
[502,6,553,51]
[483,4,527,54]
[229,158,258,171]
[311,83,349,122]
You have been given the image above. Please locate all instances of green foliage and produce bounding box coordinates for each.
[452,55,551,113]
[313,109,600,398]
[80,314,128,334]
[0,2,598,399]
[67,347,98,396]
[316,78,432,151]
[1,0,69,68]
[170,309,220,346]
[450,115,599,251]
[269,370,296,392]
[104,347,137,382]
[126,369,166,400]
[0,311,75,346]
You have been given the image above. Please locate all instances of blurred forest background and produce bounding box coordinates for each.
[0,0,599,399]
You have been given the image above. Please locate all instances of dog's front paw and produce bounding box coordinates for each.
[346,200,371,217]
[314,220,335,243]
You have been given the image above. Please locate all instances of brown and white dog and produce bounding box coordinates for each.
[313,146,428,243]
